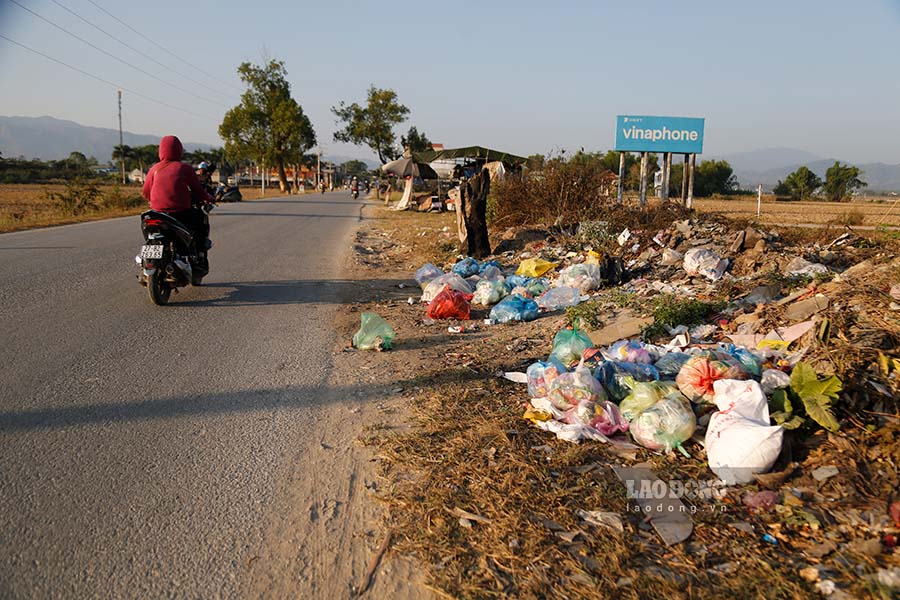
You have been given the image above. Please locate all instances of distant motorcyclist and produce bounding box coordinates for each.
[142,135,214,271]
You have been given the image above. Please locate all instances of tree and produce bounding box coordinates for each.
[774,166,822,200]
[111,144,132,172]
[400,126,431,153]
[624,154,659,191]
[332,86,410,164]
[341,159,369,178]
[692,160,738,197]
[823,162,866,202]
[220,59,316,192]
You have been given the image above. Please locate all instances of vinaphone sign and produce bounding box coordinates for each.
[614,115,705,154]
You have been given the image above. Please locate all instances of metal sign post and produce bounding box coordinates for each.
[617,152,626,204]
[639,152,648,207]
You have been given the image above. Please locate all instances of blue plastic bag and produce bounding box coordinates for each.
[452,257,480,277]
[653,352,691,379]
[595,360,660,401]
[489,294,539,323]
[721,345,763,378]
[506,274,532,288]
[478,259,502,274]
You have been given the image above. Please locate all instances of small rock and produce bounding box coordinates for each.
[811,466,840,482]
[729,230,746,253]
[799,566,820,582]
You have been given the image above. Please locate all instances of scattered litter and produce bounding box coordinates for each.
[577,509,624,534]
[683,248,728,281]
[537,286,583,310]
[427,286,473,320]
[556,263,602,293]
[515,257,558,277]
[422,273,472,303]
[352,312,395,351]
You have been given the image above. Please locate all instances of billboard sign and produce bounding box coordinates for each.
[615,115,705,154]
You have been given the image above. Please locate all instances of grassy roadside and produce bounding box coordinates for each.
[0,182,312,233]
[342,205,899,599]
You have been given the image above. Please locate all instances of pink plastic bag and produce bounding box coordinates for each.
[676,354,750,403]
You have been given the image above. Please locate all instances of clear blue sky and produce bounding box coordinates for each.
[1,0,899,163]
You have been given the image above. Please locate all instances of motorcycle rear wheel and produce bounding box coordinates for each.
[148,269,171,305]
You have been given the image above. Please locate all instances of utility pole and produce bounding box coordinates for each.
[118,90,125,184]
[316,150,321,188]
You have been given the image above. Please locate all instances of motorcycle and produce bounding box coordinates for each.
[135,204,214,305]
[351,188,359,199]
[215,183,242,202]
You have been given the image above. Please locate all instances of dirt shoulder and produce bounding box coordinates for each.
[335,204,900,599]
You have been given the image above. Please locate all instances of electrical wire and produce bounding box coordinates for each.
[85,0,243,93]
[0,33,218,121]
[5,0,231,109]
[47,0,234,100]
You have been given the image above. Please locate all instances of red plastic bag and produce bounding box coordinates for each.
[676,354,750,403]
[427,285,473,320]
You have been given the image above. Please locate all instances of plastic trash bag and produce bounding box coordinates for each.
[472,279,510,305]
[524,277,549,296]
[537,286,582,311]
[595,360,660,402]
[590,400,630,436]
[548,363,606,410]
[653,352,691,379]
[526,359,567,398]
[489,294,539,323]
[509,285,533,298]
[452,257,480,277]
[631,394,697,454]
[556,263,602,293]
[479,265,504,282]
[506,274,532,288]
[760,368,791,395]
[478,259,501,274]
[683,248,728,281]
[549,325,593,365]
[606,339,653,364]
[706,379,784,484]
[426,285,473,320]
[515,257,558,277]
[676,354,750,403]
[415,263,443,288]
[422,273,473,303]
[722,345,763,378]
[660,248,684,266]
[619,379,682,422]
[352,312,396,350]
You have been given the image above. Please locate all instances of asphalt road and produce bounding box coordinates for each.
[0,192,369,598]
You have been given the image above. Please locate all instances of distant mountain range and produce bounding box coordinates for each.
[713,147,900,192]
[0,115,213,162]
[3,117,897,190]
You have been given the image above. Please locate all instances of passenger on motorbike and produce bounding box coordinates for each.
[142,135,215,271]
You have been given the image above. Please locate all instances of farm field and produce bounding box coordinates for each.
[691,194,900,227]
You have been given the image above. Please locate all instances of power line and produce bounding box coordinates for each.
[0,33,218,121]
[5,0,231,109]
[84,0,243,93]
[47,0,234,100]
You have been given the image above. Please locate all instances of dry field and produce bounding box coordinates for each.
[0,182,146,233]
[692,194,900,228]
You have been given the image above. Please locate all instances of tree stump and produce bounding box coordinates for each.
[460,168,492,258]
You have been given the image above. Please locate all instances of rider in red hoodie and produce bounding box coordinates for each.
[142,135,214,270]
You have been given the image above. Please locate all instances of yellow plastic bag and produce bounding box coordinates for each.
[515,257,558,278]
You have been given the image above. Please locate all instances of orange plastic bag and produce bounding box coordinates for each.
[427,285,473,320]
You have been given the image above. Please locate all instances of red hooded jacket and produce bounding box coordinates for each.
[142,135,214,212]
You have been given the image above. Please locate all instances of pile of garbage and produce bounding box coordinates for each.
[508,324,840,485]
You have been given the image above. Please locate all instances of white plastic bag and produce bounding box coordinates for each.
[705,379,783,484]
[421,273,473,303]
[760,368,791,395]
[556,263,602,293]
[683,248,728,281]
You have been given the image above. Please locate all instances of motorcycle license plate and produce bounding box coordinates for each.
[140,244,163,259]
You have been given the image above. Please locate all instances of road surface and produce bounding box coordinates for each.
[0,192,395,598]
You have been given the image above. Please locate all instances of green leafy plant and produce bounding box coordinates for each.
[768,362,842,432]
[564,300,605,330]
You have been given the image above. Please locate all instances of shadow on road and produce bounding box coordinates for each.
[176,279,413,307]
[214,213,382,220]
[0,368,482,432]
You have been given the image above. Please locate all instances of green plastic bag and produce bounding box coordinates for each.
[353,312,395,350]
[549,325,593,366]
[619,379,682,422]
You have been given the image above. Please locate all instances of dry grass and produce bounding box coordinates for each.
[691,195,900,227]
[0,182,146,233]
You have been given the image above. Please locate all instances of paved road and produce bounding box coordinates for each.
[0,192,368,598]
